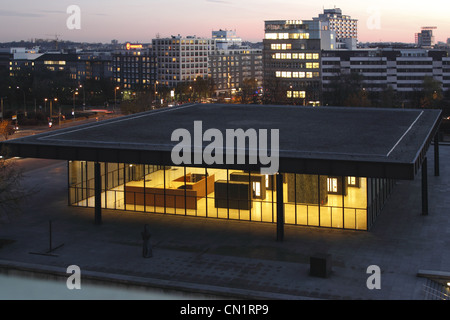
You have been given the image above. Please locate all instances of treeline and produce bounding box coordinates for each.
[0,65,116,123]
[322,73,449,109]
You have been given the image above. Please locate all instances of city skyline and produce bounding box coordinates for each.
[0,0,449,44]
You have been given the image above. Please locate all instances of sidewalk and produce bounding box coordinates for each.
[0,147,449,300]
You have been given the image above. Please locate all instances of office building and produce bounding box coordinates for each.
[321,48,450,101]
[76,51,113,82]
[210,47,263,98]
[112,43,157,91]
[263,19,335,105]
[416,27,436,48]
[7,48,113,84]
[152,36,215,88]
[210,30,263,98]
[212,29,243,50]
[314,8,358,49]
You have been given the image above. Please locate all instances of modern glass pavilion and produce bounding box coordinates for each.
[0,104,441,240]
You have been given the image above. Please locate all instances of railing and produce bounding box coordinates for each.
[423,279,450,300]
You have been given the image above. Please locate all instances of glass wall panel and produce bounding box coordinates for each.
[163,166,184,215]
[69,161,83,206]
[124,164,145,212]
[183,167,210,217]
[227,170,250,221]
[105,163,121,210]
[284,174,296,225]
[344,177,368,230]
[143,165,164,214]
[287,174,323,227]
[322,175,342,228]
[206,168,227,218]
[331,207,344,229]
[344,208,356,229]
[86,162,95,206]
[356,209,367,230]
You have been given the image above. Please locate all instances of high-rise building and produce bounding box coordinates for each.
[263,19,335,105]
[314,8,358,47]
[212,29,242,50]
[152,35,215,88]
[210,30,262,98]
[416,27,436,48]
[112,43,157,91]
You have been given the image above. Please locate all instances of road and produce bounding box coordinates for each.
[1,112,123,142]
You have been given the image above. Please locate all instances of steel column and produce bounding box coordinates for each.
[94,162,102,225]
[276,173,284,242]
[434,134,440,177]
[422,157,428,216]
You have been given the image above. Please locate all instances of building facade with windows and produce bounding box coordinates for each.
[209,30,263,98]
[322,48,450,98]
[152,36,215,88]
[76,51,113,82]
[210,47,263,97]
[314,8,358,49]
[112,44,157,91]
[263,19,335,105]
[416,27,436,49]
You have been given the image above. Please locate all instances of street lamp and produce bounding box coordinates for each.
[48,98,57,128]
[17,86,26,116]
[44,98,48,113]
[73,91,79,120]
[114,86,120,111]
[79,84,86,110]
[0,96,6,121]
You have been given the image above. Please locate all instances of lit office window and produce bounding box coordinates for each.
[265,33,278,39]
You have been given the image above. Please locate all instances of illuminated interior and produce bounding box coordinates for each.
[69,161,395,231]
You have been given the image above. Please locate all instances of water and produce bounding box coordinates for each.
[0,274,206,300]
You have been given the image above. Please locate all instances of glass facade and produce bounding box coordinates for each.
[69,161,395,231]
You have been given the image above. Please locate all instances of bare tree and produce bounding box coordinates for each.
[0,147,34,222]
[0,120,15,141]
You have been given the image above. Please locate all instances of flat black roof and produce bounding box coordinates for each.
[1,103,442,179]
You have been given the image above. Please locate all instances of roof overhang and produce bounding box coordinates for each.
[1,103,442,180]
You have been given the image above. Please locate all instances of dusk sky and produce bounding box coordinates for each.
[0,0,449,44]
